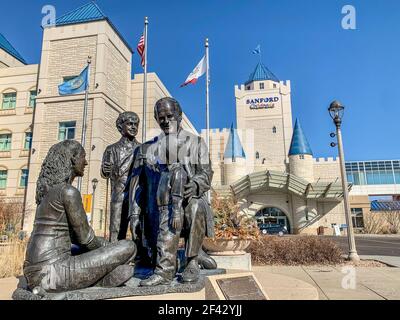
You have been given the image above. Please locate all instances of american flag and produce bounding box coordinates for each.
[137,32,145,68]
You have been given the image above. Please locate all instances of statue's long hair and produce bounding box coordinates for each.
[36,140,84,205]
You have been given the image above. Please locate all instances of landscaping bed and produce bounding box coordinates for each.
[248,235,345,266]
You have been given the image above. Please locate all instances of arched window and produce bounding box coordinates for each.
[272,126,277,134]
[1,90,17,110]
[29,89,37,108]
[19,167,29,188]
[0,132,12,152]
[0,167,7,189]
[23,131,32,150]
[256,152,260,160]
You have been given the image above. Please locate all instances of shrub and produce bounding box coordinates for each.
[248,236,344,266]
[211,192,260,240]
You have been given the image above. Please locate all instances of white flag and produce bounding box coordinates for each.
[181,56,206,87]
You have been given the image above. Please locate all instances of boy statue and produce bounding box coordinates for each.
[101,112,140,243]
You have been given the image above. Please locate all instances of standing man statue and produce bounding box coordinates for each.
[129,97,215,286]
[101,112,140,243]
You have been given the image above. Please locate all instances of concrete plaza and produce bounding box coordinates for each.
[1,263,400,300]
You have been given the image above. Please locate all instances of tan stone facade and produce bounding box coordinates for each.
[0,64,38,201]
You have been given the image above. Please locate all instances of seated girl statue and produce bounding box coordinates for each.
[23,140,136,293]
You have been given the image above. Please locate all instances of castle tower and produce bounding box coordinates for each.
[24,2,133,232]
[235,62,293,172]
[288,119,314,182]
[223,124,248,185]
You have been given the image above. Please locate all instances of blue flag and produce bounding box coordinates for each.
[58,66,89,95]
[252,44,261,55]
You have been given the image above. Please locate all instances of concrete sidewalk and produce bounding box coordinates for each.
[254,265,400,300]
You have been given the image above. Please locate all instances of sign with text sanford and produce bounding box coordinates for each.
[247,97,279,110]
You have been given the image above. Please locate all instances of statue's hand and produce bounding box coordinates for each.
[172,212,182,231]
[102,161,112,175]
[184,181,197,200]
[130,215,140,241]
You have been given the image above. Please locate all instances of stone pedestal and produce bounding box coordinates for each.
[211,253,252,271]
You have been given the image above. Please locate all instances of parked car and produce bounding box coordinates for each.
[259,224,288,236]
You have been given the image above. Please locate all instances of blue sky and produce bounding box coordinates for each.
[1,0,400,160]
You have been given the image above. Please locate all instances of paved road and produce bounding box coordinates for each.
[323,235,400,257]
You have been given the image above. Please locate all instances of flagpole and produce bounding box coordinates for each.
[142,17,149,143]
[77,56,91,192]
[205,38,210,149]
[205,38,211,203]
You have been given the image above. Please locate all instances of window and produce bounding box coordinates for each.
[351,208,364,228]
[0,134,12,151]
[29,91,37,108]
[273,83,277,88]
[256,152,260,160]
[299,155,305,160]
[24,132,32,150]
[1,92,17,110]
[259,83,265,90]
[58,121,76,141]
[305,208,309,221]
[20,169,29,188]
[246,86,251,90]
[272,126,277,134]
[0,170,7,189]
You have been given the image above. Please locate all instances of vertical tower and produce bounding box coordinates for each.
[24,2,133,232]
[223,125,247,185]
[288,119,314,182]
[235,62,293,172]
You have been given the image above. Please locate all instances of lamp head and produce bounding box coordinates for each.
[328,100,345,121]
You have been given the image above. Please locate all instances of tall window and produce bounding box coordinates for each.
[272,126,277,134]
[20,169,29,188]
[0,134,12,151]
[0,170,7,189]
[1,92,17,110]
[256,152,260,160]
[351,208,364,228]
[259,83,265,90]
[58,121,76,141]
[24,132,32,150]
[29,90,37,108]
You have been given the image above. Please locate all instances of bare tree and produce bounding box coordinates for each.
[385,210,400,234]
[363,212,385,234]
[0,199,24,236]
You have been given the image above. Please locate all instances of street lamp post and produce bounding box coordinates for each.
[91,178,99,228]
[328,100,360,262]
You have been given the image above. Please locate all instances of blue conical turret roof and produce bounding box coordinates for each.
[224,124,246,160]
[245,62,279,85]
[289,119,313,156]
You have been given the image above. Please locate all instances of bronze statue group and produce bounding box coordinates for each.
[23,97,217,293]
